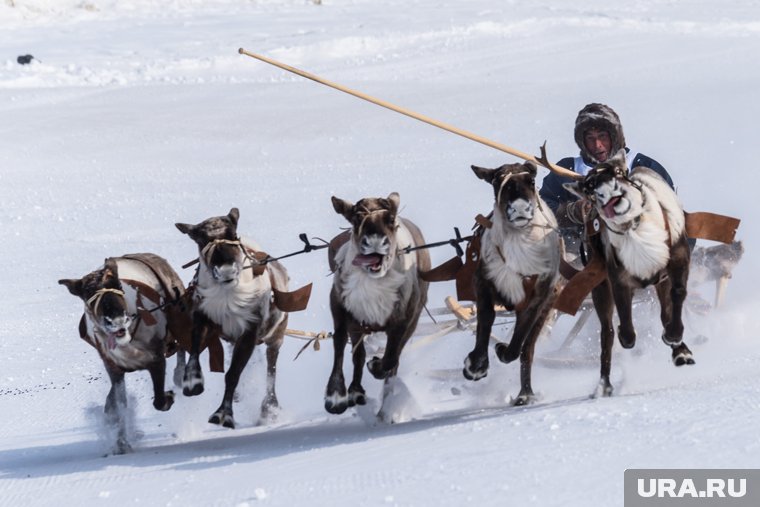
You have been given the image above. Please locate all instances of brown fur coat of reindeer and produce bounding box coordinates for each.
[325,192,430,421]
[463,162,562,405]
[562,149,695,397]
[59,253,187,454]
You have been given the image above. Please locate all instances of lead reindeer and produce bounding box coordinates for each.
[561,149,695,396]
[463,161,562,405]
[326,192,430,421]
[176,208,289,428]
[59,253,188,454]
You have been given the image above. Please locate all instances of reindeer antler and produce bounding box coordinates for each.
[536,141,583,181]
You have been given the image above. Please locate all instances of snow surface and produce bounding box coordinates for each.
[1,0,759,505]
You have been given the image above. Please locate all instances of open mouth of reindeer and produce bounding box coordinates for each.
[352,252,386,273]
[102,317,131,350]
[600,191,630,219]
[351,234,392,275]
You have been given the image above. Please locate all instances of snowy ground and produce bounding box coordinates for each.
[1,1,759,506]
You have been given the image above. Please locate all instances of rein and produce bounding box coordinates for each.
[399,227,472,257]
[183,234,328,271]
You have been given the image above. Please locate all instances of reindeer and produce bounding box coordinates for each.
[326,192,430,421]
[462,162,561,405]
[59,253,188,454]
[175,208,288,428]
[560,149,695,397]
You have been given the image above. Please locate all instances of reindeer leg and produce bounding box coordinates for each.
[591,281,615,397]
[512,297,554,406]
[208,332,257,429]
[182,311,209,397]
[259,322,285,424]
[348,332,367,407]
[148,358,174,412]
[464,286,495,381]
[496,309,528,365]
[325,298,349,414]
[104,367,131,454]
[609,274,636,349]
[368,282,423,381]
[664,239,694,365]
[173,349,186,389]
[368,324,409,380]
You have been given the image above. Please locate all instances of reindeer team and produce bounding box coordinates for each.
[60,148,702,453]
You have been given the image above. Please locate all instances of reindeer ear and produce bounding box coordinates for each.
[387,192,400,217]
[175,222,195,236]
[563,182,586,199]
[523,161,538,177]
[59,278,84,297]
[102,258,120,281]
[471,165,496,183]
[331,196,354,221]
[228,208,240,226]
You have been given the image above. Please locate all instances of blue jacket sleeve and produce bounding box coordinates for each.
[539,157,578,213]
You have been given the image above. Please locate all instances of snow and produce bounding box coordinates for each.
[1,0,759,505]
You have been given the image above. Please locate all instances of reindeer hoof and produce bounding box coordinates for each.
[113,438,132,455]
[182,369,204,397]
[259,403,280,425]
[617,331,636,349]
[671,343,695,366]
[154,391,174,411]
[494,342,520,364]
[512,393,535,406]
[348,385,367,407]
[183,383,204,397]
[591,379,614,398]
[324,394,348,415]
[673,352,695,366]
[367,357,391,380]
[463,353,488,381]
[209,410,235,428]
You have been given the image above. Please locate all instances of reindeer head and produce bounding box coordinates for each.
[176,208,244,285]
[472,161,538,229]
[59,258,134,349]
[563,149,644,224]
[332,193,400,278]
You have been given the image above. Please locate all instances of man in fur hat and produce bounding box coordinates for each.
[539,103,676,256]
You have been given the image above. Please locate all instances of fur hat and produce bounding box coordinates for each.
[574,103,626,164]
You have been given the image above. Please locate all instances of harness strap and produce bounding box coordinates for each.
[121,279,160,327]
[684,211,740,244]
[553,254,607,315]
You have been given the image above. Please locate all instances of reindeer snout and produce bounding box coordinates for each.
[360,234,391,255]
[212,263,240,283]
[507,199,534,224]
[103,314,133,348]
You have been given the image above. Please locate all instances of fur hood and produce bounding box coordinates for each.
[574,103,626,164]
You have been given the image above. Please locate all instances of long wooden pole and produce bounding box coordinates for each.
[238,48,580,179]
